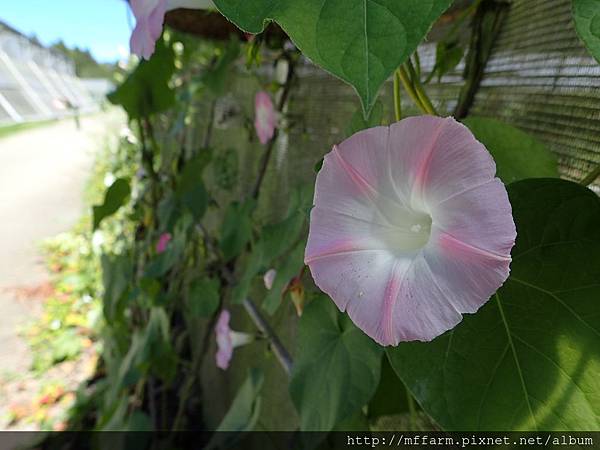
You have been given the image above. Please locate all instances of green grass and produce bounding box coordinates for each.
[0,119,57,139]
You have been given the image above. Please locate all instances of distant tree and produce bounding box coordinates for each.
[50,40,118,79]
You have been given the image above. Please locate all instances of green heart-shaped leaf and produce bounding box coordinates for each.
[387,178,600,431]
[93,178,131,231]
[213,0,453,112]
[463,117,558,184]
[290,297,383,431]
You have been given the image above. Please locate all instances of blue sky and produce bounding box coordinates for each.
[1,0,132,62]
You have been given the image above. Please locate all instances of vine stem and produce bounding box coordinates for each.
[397,64,438,116]
[396,66,426,114]
[580,163,600,187]
[243,298,293,375]
[250,54,296,200]
[194,226,295,377]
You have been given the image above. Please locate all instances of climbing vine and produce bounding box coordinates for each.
[49,0,600,446]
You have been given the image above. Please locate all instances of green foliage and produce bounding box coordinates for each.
[262,242,304,314]
[212,0,453,112]
[107,37,175,119]
[368,355,412,420]
[433,40,464,81]
[176,153,210,220]
[144,228,187,278]
[463,117,559,183]
[573,0,600,64]
[347,99,384,135]
[220,200,256,262]
[215,368,264,432]
[50,40,117,79]
[232,187,309,305]
[187,278,220,317]
[27,226,102,374]
[92,178,131,230]
[289,298,383,431]
[101,253,132,323]
[41,5,600,438]
[202,38,241,95]
[206,368,264,449]
[387,179,600,431]
[212,147,239,191]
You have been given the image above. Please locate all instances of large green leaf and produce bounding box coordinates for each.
[93,178,131,230]
[346,99,384,136]
[220,200,256,262]
[101,253,132,323]
[231,186,309,304]
[213,0,453,112]
[289,298,383,431]
[573,0,600,64]
[368,355,412,420]
[176,154,210,220]
[187,277,220,317]
[206,368,264,450]
[107,37,175,119]
[387,178,600,431]
[463,117,558,184]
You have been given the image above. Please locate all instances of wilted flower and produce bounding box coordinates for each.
[288,278,305,317]
[156,232,172,254]
[263,269,277,290]
[215,310,253,370]
[254,91,276,145]
[305,116,516,346]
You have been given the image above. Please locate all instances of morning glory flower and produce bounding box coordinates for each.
[129,0,215,60]
[129,0,168,60]
[305,116,516,346]
[215,310,254,370]
[156,232,172,254]
[254,92,276,145]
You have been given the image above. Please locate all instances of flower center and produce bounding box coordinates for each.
[378,207,432,255]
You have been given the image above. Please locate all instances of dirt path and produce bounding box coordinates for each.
[0,113,121,376]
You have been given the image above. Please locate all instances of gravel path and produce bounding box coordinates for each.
[0,113,121,375]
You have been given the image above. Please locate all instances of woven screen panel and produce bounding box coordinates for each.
[470,0,600,187]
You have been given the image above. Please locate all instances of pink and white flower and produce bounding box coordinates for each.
[254,92,276,145]
[215,309,254,370]
[156,232,172,254]
[129,0,215,60]
[305,116,516,346]
[263,269,277,290]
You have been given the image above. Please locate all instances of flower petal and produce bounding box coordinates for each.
[263,269,277,290]
[432,178,515,258]
[130,0,162,17]
[148,0,168,42]
[306,248,398,344]
[387,116,496,209]
[422,231,512,314]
